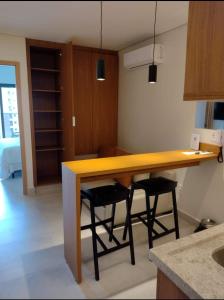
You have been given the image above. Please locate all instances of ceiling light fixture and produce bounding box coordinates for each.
[97,0,105,81]
[149,1,158,84]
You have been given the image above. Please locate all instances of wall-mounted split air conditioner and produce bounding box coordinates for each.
[123,44,164,69]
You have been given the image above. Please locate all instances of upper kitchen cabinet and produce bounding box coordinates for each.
[184,1,224,101]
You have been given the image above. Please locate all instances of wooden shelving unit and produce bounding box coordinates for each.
[32,89,61,93]
[31,67,60,73]
[26,40,119,187]
[36,146,64,152]
[35,129,63,133]
[27,40,66,186]
[34,110,62,113]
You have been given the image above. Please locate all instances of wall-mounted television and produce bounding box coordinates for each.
[214,102,224,120]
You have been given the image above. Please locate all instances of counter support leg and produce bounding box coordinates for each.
[62,166,82,283]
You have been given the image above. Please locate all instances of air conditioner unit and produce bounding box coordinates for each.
[123,44,164,69]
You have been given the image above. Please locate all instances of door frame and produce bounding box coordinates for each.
[0,60,28,194]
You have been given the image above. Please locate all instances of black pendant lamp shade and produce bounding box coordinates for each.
[149,1,158,84]
[97,58,105,81]
[97,1,105,81]
[149,64,157,84]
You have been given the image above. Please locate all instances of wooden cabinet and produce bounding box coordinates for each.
[157,270,189,299]
[184,1,224,101]
[92,52,118,153]
[27,40,118,186]
[73,46,118,155]
[73,48,94,155]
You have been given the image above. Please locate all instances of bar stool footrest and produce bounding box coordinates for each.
[81,217,114,231]
[98,242,131,258]
[130,210,177,240]
[152,228,176,240]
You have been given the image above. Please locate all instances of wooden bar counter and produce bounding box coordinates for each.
[62,148,219,283]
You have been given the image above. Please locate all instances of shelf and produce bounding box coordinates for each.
[35,129,63,133]
[32,89,61,93]
[31,67,60,73]
[36,146,64,152]
[34,110,62,113]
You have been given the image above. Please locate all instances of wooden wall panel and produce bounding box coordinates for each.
[73,48,94,155]
[92,52,118,153]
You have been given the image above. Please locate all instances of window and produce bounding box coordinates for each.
[0,85,19,138]
[195,101,224,129]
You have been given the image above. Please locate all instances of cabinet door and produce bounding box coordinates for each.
[184,1,224,101]
[73,48,94,155]
[92,52,118,153]
[61,42,75,161]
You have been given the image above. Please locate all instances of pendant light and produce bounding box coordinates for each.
[97,0,105,81]
[149,1,158,84]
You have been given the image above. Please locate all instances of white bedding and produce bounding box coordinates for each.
[0,137,22,179]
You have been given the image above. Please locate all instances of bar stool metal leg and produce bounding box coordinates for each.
[145,192,153,249]
[151,194,159,228]
[90,202,100,281]
[123,186,135,241]
[172,189,180,239]
[126,197,135,265]
[109,203,116,242]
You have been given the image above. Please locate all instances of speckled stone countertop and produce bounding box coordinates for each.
[149,224,224,299]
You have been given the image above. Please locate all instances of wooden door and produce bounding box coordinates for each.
[61,42,75,161]
[184,1,224,100]
[73,48,94,155]
[92,52,118,153]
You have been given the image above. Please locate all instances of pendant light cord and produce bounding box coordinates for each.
[100,0,103,50]
[152,1,157,65]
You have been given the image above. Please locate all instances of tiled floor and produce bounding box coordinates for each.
[0,177,195,299]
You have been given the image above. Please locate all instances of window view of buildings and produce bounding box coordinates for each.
[0,87,19,138]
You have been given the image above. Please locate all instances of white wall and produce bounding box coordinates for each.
[118,26,196,153]
[118,25,224,224]
[0,34,34,190]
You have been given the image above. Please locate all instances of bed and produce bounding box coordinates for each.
[0,137,22,179]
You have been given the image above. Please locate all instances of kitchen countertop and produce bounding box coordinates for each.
[149,224,224,299]
[63,149,217,178]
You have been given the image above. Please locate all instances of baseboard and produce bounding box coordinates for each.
[178,209,200,225]
[34,183,62,195]
[27,187,36,196]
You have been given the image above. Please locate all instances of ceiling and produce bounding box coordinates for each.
[0,1,189,50]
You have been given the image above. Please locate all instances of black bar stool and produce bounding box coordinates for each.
[81,184,135,281]
[123,176,180,250]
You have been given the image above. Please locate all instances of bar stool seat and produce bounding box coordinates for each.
[83,184,130,207]
[123,176,180,250]
[133,177,177,195]
[81,184,135,281]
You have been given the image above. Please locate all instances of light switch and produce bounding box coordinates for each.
[211,130,222,144]
[191,133,200,150]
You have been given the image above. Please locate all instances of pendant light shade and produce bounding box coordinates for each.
[97,1,105,81]
[148,64,157,84]
[97,59,105,81]
[148,1,158,84]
